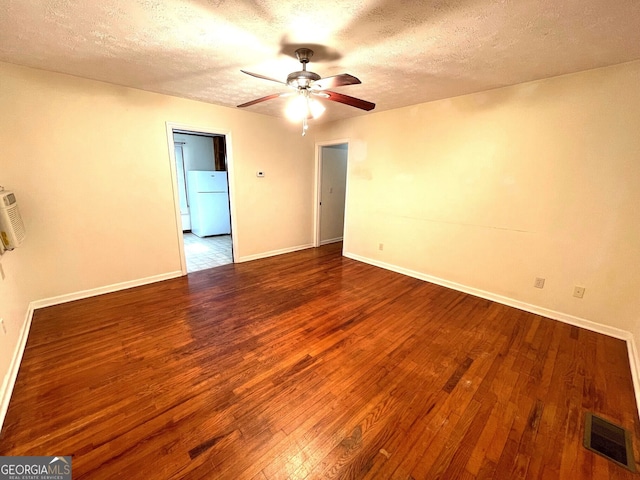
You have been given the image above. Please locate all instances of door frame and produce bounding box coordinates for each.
[313,138,350,248]
[165,121,237,275]
[173,142,190,231]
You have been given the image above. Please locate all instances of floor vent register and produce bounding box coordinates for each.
[583,412,636,472]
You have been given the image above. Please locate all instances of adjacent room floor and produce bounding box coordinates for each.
[183,232,232,272]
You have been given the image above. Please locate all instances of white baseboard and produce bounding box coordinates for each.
[344,251,640,416]
[236,243,313,263]
[320,237,343,246]
[626,334,640,420]
[4,254,640,430]
[30,271,183,309]
[0,305,35,433]
[1,270,183,432]
[343,252,629,339]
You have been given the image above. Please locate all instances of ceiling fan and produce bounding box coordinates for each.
[237,48,375,134]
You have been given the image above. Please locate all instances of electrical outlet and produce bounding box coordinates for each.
[534,277,545,289]
[573,286,586,298]
[0,319,6,335]
[378,243,384,251]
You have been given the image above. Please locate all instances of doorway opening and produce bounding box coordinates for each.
[314,141,349,248]
[166,123,236,274]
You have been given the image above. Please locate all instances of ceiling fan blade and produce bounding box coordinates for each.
[311,73,361,91]
[241,70,287,85]
[237,92,291,108]
[322,91,376,111]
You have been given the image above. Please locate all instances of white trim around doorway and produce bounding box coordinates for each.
[313,139,351,250]
[165,122,238,275]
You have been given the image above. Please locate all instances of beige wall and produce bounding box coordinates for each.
[314,61,640,340]
[0,62,314,400]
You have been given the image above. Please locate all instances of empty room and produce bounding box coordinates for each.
[1,1,639,479]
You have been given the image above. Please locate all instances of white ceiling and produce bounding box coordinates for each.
[1,0,640,123]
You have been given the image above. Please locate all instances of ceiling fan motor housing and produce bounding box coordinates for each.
[287,70,321,88]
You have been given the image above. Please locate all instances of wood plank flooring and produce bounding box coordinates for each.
[1,243,639,479]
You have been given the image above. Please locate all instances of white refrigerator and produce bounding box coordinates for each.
[187,171,231,237]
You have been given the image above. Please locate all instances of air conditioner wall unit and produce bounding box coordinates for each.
[0,190,26,250]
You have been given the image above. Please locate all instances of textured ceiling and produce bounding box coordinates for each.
[1,0,640,123]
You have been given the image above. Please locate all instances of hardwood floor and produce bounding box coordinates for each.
[1,243,638,479]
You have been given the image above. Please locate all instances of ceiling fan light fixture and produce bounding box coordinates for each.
[285,91,325,136]
[285,90,325,122]
[308,96,326,119]
[285,94,306,122]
